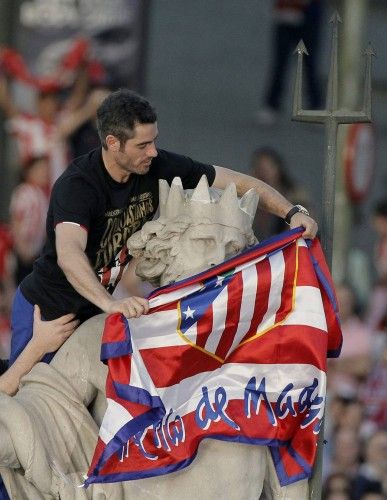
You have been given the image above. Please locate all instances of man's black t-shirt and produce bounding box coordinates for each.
[21,148,216,321]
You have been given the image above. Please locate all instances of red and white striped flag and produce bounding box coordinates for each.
[85,228,342,487]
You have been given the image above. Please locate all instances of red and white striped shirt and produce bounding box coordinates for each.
[8,113,68,187]
[9,183,48,258]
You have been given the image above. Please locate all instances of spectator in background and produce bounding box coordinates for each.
[258,0,323,125]
[360,344,387,431]
[327,427,361,480]
[328,283,372,399]
[322,472,352,500]
[0,68,102,187]
[324,395,367,482]
[365,200,387,332]
[337,399,365,435]
[0,223,13,309]
[0,77,69,188]
[250,147,310,239]
[352,429,387,500]
[9,156,50,285]
[361,494,386,500]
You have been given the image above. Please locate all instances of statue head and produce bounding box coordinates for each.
[128,175,259,287]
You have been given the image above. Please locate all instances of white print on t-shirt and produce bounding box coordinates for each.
[95,192,154,292]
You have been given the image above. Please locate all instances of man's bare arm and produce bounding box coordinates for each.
[213,165,318,239]
[0,306,79,395]
[55,223,149,317]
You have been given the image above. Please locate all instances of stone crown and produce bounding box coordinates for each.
[159,175,258,234]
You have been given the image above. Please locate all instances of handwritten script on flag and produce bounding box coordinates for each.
[85,228,342,487]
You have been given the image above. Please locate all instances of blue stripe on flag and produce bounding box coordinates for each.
[85,406,166,488]
[179,272,234,333]
[306,240,342,358]
[270,444,311,486]
[85,455,195,485]
[101,318,132,362]
[85,434,292,487]
[101,340,132,362]
[327,346,342,358]
[114,381,164,409]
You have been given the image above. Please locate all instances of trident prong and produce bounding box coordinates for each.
[292,10,372,126]
[292,40,309,120]
[363,44,376,120]
[326,12,341,112]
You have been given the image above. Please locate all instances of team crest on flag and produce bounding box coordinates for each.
[84,228,342,488]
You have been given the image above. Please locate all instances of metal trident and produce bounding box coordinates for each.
[292,12,374,500]
[292,11,374,267]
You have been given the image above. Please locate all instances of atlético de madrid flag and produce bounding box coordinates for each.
[85,228,342,487]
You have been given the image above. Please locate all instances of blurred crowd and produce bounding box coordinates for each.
[0,48,110,360]
[321,203,387,500]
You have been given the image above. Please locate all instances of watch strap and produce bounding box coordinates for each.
[284,205,309,225]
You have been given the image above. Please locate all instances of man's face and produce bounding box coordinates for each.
[109,122,158,175]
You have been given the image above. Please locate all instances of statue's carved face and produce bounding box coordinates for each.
[170,223,248,281]
[129,216,256,287]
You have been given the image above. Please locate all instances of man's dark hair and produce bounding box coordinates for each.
[96,89,157,149]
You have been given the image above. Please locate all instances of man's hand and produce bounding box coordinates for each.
[0,306,80,396]
[30,305,80,356]
[106,297,150,319]
[56,223,149,318]
[290,212,318,239]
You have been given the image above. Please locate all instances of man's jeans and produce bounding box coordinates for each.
[10,287,54,366]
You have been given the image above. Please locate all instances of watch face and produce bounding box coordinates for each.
[296,205,309,216]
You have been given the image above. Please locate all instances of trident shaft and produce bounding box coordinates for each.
[292,11,374,267]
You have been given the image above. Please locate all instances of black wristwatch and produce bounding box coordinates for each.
[284,205,309,225]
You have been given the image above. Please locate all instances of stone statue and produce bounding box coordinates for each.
[128,176,258,286]
[0,176,308,499]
